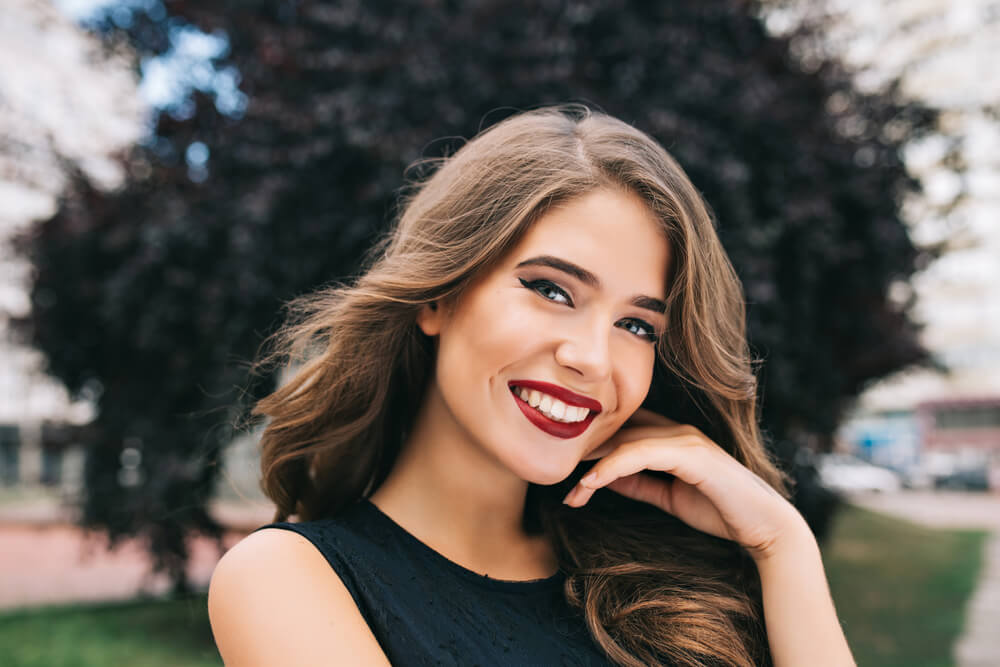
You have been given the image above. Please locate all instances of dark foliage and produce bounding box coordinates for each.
[15,0,939,589]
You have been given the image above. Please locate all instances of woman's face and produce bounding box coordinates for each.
[417,187,671,485]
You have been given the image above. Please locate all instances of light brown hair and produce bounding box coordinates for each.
[252,104,791,666]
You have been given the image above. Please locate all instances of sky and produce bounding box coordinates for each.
[54,0,246,121]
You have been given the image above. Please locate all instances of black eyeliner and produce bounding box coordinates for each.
[518,277,574,306]
[520,277,659,344]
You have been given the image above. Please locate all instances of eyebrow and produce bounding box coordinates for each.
[515,255,667,314]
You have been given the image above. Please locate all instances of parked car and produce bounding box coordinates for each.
[895,460,936,490]
[902,451,992,491]
[934,466,990,491]
[816,453,903,493]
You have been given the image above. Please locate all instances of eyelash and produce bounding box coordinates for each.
[518,278,659,344]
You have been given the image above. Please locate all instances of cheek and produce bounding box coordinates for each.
[456,290,541,356]
[435,290,533,391]
[617,345,657,411]
[582,348,656,454]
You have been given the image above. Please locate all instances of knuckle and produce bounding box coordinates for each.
[680,424,703,439]
[630,439,656,458]
[679,434,702,450]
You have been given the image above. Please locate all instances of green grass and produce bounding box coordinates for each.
[822,502,989,667]
[0,595,221,667]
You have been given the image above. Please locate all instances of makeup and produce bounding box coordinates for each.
[508,380,601,439]
[510,380,603,412]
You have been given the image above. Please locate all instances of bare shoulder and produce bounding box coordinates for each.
[208,527,390,666]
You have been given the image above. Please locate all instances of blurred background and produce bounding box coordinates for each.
[0,1,997,665]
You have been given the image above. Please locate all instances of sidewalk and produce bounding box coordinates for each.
[0,493,273,610]
[847,490,1000,667]
[954,533,1000,667]
[0,492,274,532]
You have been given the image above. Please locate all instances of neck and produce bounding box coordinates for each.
[369,382,558,580]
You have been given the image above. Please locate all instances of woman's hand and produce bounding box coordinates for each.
[563,407,809,562]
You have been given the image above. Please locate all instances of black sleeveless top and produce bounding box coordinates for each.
[256,498,615,666]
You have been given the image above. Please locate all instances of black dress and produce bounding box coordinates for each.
[256,497,615,666]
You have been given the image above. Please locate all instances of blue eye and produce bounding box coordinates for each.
[617,318,658,343]
[519,278,573,306]
[520,278,658,343]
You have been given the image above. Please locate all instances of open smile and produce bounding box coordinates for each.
[508,380,601,439]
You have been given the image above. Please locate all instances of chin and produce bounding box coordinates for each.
[514,459,579,487]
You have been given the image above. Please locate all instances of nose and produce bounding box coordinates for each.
[553,313,612,381]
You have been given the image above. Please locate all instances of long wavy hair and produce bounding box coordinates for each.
[252,105,792,667]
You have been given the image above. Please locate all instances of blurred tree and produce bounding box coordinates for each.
[15,0,938,591]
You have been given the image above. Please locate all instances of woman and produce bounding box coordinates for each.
[208,105,855,666]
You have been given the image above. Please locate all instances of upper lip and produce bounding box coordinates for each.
[508,380,603,413]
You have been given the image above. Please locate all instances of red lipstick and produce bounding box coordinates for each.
[508,380,601,439]
[509,380,602,413]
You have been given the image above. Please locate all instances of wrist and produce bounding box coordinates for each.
[749,513,817,567]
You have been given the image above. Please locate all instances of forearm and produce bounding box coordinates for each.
[753,520,856,667]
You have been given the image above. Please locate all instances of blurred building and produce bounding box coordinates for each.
[0,0,145,491]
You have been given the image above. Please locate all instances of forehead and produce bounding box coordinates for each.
[508,188,670,298]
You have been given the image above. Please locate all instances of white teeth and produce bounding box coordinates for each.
[512,385,590,423]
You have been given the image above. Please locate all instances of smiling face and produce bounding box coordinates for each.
[416,187,671,485]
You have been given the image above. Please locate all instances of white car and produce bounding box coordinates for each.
[816,454,903,493]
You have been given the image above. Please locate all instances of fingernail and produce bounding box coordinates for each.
[580,472,598,487]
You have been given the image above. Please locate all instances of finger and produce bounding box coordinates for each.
[580,419,704,464]
[580,436,709,492]
[605,473,675,514]
[580,425,690,462]
[566,467,678,510]
[599,424,702,452]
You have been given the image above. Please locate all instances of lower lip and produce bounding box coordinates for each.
[510,388,597,439]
